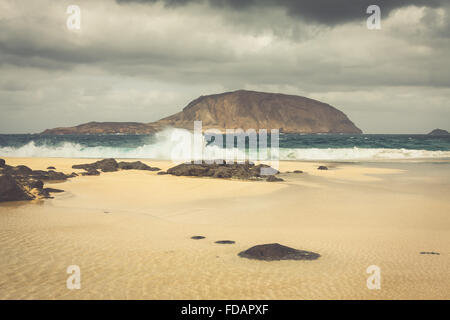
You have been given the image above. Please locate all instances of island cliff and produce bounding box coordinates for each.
[41,90,362,134]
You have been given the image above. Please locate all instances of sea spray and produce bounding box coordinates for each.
[1,130,450,161]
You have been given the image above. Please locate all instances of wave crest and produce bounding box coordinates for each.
[1,128,449,161]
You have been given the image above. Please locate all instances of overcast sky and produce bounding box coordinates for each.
[0,0,449,133]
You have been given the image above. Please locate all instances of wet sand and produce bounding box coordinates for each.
[0,158,449,299]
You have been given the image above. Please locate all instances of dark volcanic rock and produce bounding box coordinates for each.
[10,165,33,176]
[47,166,56,170]
[73,158,118,172]
[0,159,5,168]
[266,175,284,182]
[118,161,160,171]
[317,166,328,170]
[29,170,68,181]
[0,160,69,202]
[215,240,235,244]
[191,236,206,240]
[73,159,160,173]
[0,174,34,202]
[166,161,278,181]
[238,243,320,261]
[293,170,303,173]
[81,169,101,176]
[157,171,168,175]
[212,167,233,178]
[1,162,70,182]
[26,179,44,190]
[420,251,440,255]
[38,188,64,199]
[44,188,65,193]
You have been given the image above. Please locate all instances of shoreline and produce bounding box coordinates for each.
[1,158,449,299]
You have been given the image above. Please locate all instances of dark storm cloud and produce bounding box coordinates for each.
[117,0,445,25]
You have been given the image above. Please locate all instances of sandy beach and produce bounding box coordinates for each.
[0,157,449,299]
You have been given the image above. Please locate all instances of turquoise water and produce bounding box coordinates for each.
[1,130,450,161]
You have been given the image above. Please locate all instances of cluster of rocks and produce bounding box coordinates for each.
[165,161,283,182]
[0,158,70,202]
[72,158,161,176]
[189,236,320,261]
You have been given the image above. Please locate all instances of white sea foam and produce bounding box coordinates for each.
[0,128,245,161]
[1,128,449,161]
[279,147,450,161]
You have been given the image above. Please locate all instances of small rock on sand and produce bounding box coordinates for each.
[238,243,320,261]
[215,240,235,244]
[317,166,328,170]
[191,236,205,240]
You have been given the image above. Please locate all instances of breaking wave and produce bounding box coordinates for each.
[1,128,450,161]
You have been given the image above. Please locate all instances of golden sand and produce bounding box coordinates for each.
[0,158,449,299]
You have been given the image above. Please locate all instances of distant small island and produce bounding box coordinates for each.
[428,129,449,135]
[41,90,362,135]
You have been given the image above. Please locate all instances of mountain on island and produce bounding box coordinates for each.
[428,129,449,135]
[41,90,362,134]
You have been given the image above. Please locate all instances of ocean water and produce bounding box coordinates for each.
[1,128,450,161]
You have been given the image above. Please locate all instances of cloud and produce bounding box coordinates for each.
[117,0,446,25]
[0,0,449,133]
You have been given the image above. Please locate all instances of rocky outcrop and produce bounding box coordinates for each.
[238,243,320,261]
[166,161,280,180]
[118,161,160,171]
[428,129,449,135]
[41,90,362,134]
[0,174,34,202]
[72,159,160,175]
[0,160,72,202]
[73,158,119,172]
